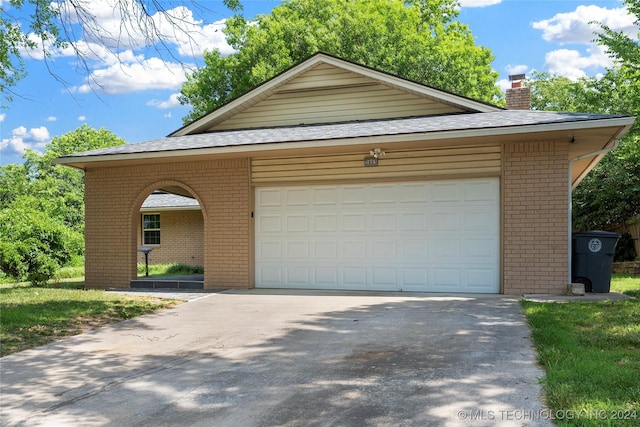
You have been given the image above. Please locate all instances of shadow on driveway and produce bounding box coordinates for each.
[0,292,551,426]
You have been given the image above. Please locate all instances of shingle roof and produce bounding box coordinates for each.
[58,110,630,160]
[141,192,200,209]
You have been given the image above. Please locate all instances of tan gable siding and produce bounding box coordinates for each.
[502,140,569,295]
[251,145,501,184]
[84,159,250,289]
[209,64,464,131]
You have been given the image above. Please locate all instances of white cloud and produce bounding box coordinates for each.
[171,16,233,57]
[543,45,612,80]
[52,1,233,57]
[459,0,501,7]
[0,113,5,123]
[147,93,184,109]
[164,112,172,119]
[506,64,529,75]
[20,2,234,95]
[74,57,190,94]
[78,116,86,121]
[497,78,511,93]
[532,5,637,45]
[46,116,57,122]
[0,126,50,156]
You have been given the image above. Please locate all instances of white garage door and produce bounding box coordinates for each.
[255,179,500,293]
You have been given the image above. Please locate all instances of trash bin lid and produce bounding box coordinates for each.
[572,230,621,238]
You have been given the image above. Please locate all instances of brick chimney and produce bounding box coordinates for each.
[505,74,530,110]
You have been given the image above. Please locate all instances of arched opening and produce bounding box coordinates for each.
[130,182,205,289]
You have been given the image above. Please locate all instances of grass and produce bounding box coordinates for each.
[611,274,640,298]
[0,263,201,357]
[137,263,203,278]
[0,282,181,357]
[522,274,640,426]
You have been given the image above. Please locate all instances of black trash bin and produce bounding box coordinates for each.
[572,231,620,293]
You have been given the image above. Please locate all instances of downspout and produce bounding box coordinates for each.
[567,144,620,284]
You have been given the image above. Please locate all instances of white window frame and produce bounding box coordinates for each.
[142,213,161,246]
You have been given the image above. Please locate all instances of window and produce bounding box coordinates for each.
[142,214,160,245]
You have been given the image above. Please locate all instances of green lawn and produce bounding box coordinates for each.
[522,274,640,426]
[0,263,203,357]
[0,282,180,357]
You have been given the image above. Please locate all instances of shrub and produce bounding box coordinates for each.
[0,204,83,286]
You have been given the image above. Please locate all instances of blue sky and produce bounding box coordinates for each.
[1,0,637,166]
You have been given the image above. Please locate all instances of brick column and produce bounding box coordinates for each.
[502,141,569,294]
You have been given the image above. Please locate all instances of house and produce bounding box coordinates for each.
[55,53,635,294]
[137,191,203,266]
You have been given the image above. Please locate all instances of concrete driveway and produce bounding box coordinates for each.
[0,290,552,427]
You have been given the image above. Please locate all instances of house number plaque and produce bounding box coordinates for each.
[364,156,378,167]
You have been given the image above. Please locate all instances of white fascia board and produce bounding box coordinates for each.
[55,116,635,168]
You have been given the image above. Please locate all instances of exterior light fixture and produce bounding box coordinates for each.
[364,148,385,167]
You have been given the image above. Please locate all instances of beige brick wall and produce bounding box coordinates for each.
[84,159,250,289]
[136,210,204,266]
[84,143,570,294]
[502,141,569,294]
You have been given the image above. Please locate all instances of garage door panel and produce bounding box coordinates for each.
[285,187,309,205]
[370,240,397,258]
[255,179,499,293]
[465,238,498,259]
[402,268,429,286]
[433,268,461,287]
[343,267,367,285]
[401,240,428,258]
[464,210,497,231]
[464,179,497,201]
[342,186,367,204]
[257,189,282,207]
[399,212,428,231]
[314,241,338,258]
[259,266,283,284]
[432,182,460,202]
[313,186,338,205]
[370,212,396,231]
[286,241,309,258]
[371,268,397,286]
[399,183,429,203]
[466,269,498,289]
[315,268,338,285]
[431,210,461,231]
[257,241,283,258]
[430,238,460,258]
[287,267,310,284]
[285,215,309,232]
[342,241,366,257]
[313,214,338,232]
[258,215,282,233]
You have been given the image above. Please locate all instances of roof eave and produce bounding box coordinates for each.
[54,116,635,169]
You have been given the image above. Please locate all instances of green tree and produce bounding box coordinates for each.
[528,68,639,233]
[0,125,125,284]
[528,0,640,235]
[595,0,640,78]
[571,136,640,231]
[179,0,500,123]
[1,0,242,105]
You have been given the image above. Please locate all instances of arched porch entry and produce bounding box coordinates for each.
[129,180,207,289]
